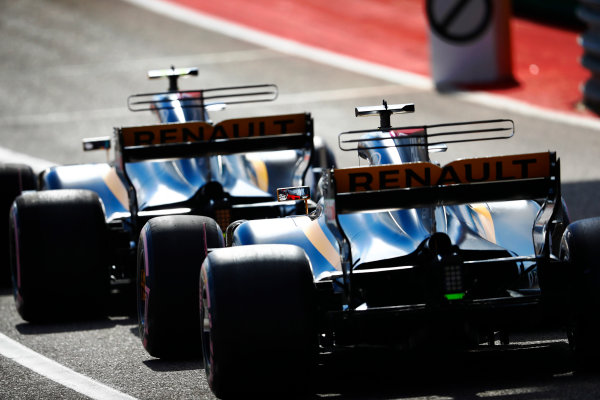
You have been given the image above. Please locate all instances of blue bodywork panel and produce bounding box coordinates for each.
[42,163,129,221]
[41,154,283,221]
[234,200,540,281]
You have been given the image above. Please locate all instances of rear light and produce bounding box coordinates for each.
[443,264,465,300]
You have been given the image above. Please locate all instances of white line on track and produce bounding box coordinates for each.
[121,0,600,131]
[477,387,547,398]
[0,108,129,126]
[0,84,409,127]
[1,49,282,77]
[0,332,137,400]
[275,84,414,105]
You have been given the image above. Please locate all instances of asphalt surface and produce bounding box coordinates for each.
[3,0,600,399]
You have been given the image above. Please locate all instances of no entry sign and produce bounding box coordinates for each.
[426,0,493,43]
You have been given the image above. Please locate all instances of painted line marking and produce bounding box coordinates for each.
[0,84,411,127]
[0,332,138,400]
[0,108,129,126]
[119,0,433,93]
[120,0,600,131]
[276,84,415,105]
[477,387,547,398]
[1,49,281,77]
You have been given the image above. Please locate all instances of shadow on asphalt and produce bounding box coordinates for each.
[309,337,584,399]
[143,358,203,373]
[135,330,595,399]
[15,315,136,335]
[13,288,137,335]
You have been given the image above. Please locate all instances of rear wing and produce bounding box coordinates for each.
[328,152,557,214]
[322,151,562,287]
[114,113,313,164]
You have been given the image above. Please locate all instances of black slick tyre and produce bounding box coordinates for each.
[10,189,109,322]
[137,215,223,359]
[561,217,600,367]
[200,244,317,398]
[1,163,36,287]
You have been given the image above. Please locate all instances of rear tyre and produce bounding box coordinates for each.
[137,215,223,359]
[560,217,600,367]
[201,244,317,398]
[0,163,36,287]
[10,189,109,322]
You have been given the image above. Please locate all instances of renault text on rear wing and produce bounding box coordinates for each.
[329,152,557,214]
[115,113,312,163]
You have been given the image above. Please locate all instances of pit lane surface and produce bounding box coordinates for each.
[3,0,600,398]
[1,287,599,400]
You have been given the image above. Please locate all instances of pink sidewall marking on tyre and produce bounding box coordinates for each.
[11,207,21,289]
[142,226,151,335]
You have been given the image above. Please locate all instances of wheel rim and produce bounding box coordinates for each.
[9,207,20,301]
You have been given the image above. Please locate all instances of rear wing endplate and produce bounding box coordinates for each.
[115,113,313,164]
